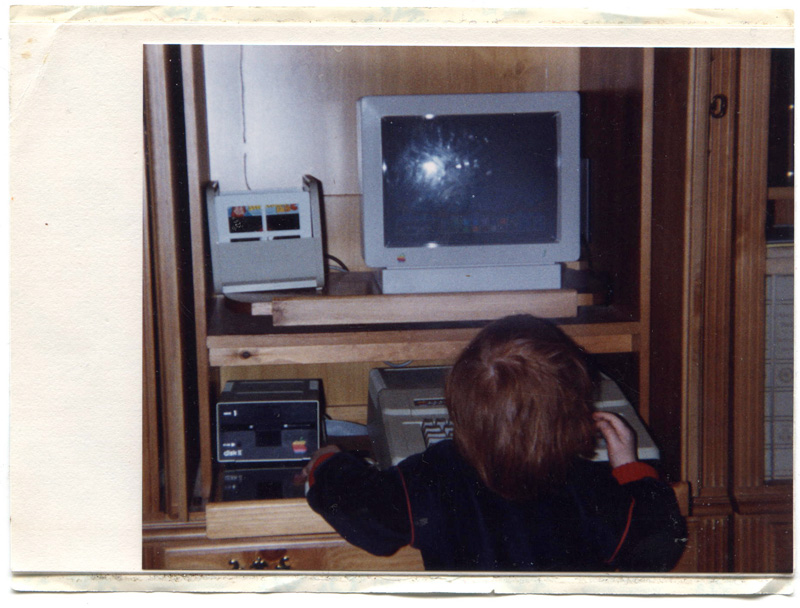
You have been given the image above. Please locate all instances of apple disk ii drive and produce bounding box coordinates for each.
[206,175,325,294]
[367,366,660,469]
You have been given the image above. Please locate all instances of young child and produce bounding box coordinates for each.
[302,314,686,571]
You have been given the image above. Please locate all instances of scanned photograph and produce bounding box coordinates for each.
[142,43,793,578]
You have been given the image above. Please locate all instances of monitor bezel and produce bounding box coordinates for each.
[358,91,582,270]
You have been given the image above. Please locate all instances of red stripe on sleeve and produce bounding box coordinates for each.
[612,461,658,485]
[307,451,338,487]
[397,468,415,547]
[606,498,635,564]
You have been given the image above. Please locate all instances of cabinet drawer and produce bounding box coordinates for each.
[160,536,424,571]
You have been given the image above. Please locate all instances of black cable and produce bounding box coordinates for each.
[325,254,350,272]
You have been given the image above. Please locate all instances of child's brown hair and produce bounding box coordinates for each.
[445,314,597,501]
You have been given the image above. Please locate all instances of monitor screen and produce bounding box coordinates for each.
[381,112,559,249]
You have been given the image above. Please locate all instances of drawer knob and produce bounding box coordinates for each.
[229,556,274,569]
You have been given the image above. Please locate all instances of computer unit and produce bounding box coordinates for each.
[367,366,659,469]
[205,175,325,294]
[214,379,324,465]
[217,465,307,501]
[358,92,582,294]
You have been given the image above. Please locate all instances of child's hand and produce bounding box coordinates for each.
[299,445,342,483]
[593,411,637,469]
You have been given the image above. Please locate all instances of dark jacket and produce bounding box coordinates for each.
[307,440,686,571]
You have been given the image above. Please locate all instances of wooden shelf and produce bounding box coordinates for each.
[223,268,606,326]
[207,315,642,367]
[206,267,637,366]
[234,287,579,327]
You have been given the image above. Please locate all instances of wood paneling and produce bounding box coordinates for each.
[144,45,192,521]
[695,48,738,507]
[729,49,793,573]
[637,49,655,423]
[673,516,731,573]
[733,514,794,573]
[731,49,770,494]
[650,49,693,481]
[580,48,647,322]
[181,45,216,501]
[143,182,162,519]
[640,48,792,572]
[580,48,652,421]
[683,49,713,494]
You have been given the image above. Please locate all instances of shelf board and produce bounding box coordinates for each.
[206,269,634,366]
[207,321,641,366]
[222,269,606,326]
[227,272,572,325]
[272,289,579,326]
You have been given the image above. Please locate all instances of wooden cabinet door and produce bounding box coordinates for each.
[651,47,792,573]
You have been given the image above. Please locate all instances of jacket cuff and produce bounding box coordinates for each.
[612,461,658,485]
[308,451,339,487]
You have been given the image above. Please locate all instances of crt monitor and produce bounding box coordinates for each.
[358,92,582,294]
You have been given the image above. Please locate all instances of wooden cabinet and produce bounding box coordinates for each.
[650,48,793,573]
[144,44,791,572]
